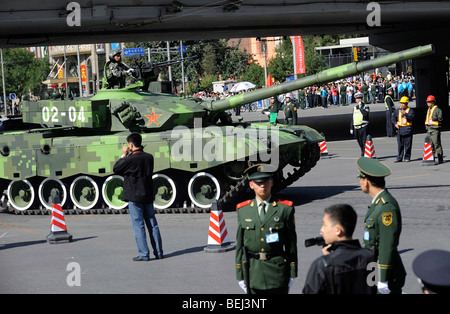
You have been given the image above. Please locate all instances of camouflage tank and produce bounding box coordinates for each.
[0,44,434,214]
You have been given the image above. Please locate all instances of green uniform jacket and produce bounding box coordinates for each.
[363,190,406,286]
[426,105,443,130]
[269,97,281,114]
[284,102,298,125]
[235,197,298,291]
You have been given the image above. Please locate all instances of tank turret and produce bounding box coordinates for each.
[1,44,434,213]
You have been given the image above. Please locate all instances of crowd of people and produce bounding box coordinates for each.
[180,71,415,112]
[297,71,415,109]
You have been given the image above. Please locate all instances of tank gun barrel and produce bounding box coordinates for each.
[210,44,434,111]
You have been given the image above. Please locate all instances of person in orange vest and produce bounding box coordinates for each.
[392,97,414,162]
[425,95,444,165]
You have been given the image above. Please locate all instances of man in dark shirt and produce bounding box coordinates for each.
[113,133,163,261]
[303,204,376,294]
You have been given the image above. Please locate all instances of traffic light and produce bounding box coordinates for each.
[354,47,369,62]
[362,47,369,60]
[353,47,359,62]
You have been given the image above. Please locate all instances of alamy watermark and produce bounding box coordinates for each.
[170,118,280,167]
[367,2,381,27]
[66,262,81,287]
[66,2,81,27]
[366,262,380,287]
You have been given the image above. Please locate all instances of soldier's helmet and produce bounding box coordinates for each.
[285,92,294,99]
[109,49,122,62]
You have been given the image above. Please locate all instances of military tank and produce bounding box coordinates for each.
[0,44,434,214]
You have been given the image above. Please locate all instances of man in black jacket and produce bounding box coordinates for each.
[302,204,376,294]
[113,133,163,261]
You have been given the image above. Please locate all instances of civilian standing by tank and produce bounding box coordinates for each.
[113,133,163,261]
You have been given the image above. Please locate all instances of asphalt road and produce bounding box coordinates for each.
[1,101,449,296]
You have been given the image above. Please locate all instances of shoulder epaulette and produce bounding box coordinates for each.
[236,200,252,209]
[277,200,293,207]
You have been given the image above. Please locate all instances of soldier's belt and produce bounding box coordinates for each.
[247,251,281,261]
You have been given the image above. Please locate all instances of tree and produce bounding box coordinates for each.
[0,48,49,97]
[267,36,328,82]
[201,43,217,75]
[241,63,265,87]
[124,40,253,92]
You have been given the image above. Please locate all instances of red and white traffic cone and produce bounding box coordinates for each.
[364,135,376,158]
[422,136,435,166]
[46,194,73,244]
[319,133,330,159]
[204,200,235,253]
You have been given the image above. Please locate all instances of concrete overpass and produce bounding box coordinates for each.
[1,0,450,111]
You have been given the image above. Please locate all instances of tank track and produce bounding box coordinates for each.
[3,143,320,215]
[5,206,210,216]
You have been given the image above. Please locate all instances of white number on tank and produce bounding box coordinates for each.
[68,106,76,122]
[42,106,86,123]
[42,106,50,122]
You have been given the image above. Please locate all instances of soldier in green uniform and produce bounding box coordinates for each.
[339,82,347,106]
[370,82,377,104]
[361,82,369,104]
[235,164,298,294]
[356,157,406,294]
[102,49,135,89]
[283,93,298,125]
[298,88,306,110]
[261,96,281,125]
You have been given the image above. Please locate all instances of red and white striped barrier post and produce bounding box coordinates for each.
[204,200,235,253]
[364,135,376,159]
[46,194,73,244]
[319,132,330,159]
[422,136,435,166]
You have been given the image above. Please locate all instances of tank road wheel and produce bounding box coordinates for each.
[102,175,128,210]
[187,172,221,209]
[38,178,68,210]
[7,180,35,211]
[70,176,100,210]
[152,174,177,210]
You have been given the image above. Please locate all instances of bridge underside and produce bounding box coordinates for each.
[1,1,449,113]
[0,1,449,48]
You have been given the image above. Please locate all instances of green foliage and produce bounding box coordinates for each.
[0,48,50,97]
[241,63,265,88]
[268,39,293,82]
[267,36,330,81]
[125,35,355,91]
[201,44,217,75]
[124,40,252,92]
[199,74,217,93]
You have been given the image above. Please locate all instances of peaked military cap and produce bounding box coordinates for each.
[413,249,450,293]
[356,157,391,178]
[354,92,364,99]
[244,164,277,183]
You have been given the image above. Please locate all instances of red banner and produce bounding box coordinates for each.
[266,72,273,87]
[291,36,305,74]
[80,65,87,82]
